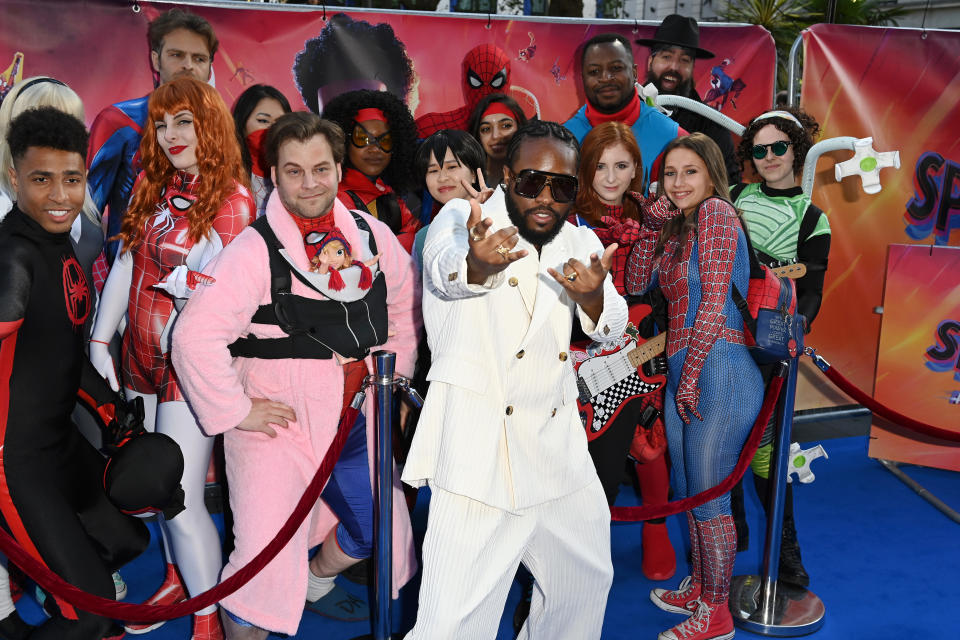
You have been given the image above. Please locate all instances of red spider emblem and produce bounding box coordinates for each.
[62,255,90,329]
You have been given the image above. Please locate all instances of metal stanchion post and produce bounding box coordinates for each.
[730,356,826,636]
[373,350,395,640]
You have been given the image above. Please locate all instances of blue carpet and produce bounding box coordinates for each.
[15,436,958,639]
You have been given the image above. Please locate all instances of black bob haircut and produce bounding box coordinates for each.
[293,13,414,115]
[321,89,418,193]
[504,120,580,171]
[414,129,486,191]
[580,33,634,67]
[7,106,88,165]
[232,84,292,173]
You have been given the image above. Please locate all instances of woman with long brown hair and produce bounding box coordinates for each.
[625,133,762,640]
[89,76,254,640]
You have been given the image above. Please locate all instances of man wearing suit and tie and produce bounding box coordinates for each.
[403,120,627,639]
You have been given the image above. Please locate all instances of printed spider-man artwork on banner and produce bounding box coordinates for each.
[415,44,511,138]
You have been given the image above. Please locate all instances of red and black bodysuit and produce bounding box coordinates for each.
[0,207,149,639]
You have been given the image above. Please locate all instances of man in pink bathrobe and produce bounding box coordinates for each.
[171,112,419,639]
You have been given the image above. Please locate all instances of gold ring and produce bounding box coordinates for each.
[495,244,510,257]
[469,224,484,242]
[566,272,578,282]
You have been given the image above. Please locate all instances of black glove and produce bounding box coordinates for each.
[102,394,146,454]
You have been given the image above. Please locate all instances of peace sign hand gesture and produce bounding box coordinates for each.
[462,168,495,204]
[547,244,618,323]
[465,198,528,285]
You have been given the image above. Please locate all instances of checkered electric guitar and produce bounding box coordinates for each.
[570,304,667,441]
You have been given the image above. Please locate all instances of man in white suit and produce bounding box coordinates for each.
[403,120,628,639]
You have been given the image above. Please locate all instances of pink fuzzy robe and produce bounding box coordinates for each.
[171,191,419,635]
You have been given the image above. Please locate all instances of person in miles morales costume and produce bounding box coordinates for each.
[0,106,150,640]
[415,44,512,138]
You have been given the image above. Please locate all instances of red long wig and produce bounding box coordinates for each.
[575,121,644,228]
[119,77,247,253]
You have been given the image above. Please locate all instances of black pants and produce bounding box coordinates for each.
[1,428,149,639]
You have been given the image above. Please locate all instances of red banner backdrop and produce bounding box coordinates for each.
[0,1,774,134]
[799,24,960,453]
[868,245,960,470]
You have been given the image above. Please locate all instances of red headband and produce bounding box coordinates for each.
[481,102,517,122]
[355,108,387,123]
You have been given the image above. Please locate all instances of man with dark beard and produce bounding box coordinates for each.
[403,120,627,639]
[637,14,741,184]
[564,33,679,190]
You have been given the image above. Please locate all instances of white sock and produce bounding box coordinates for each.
[306,570,336,603]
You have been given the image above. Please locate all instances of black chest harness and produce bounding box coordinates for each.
[227,214,388,361]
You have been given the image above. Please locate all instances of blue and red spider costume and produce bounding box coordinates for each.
[625,195,762,632]
[415,44,511,138]
[86,96,149,263]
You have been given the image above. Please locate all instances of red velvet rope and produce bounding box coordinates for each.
[0,405,359,623]
[819,359,960,443]
[611,373,784,522]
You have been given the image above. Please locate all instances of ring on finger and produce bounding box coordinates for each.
[566,272,578,282]
[469,224,485,242]
[495,244,510,257]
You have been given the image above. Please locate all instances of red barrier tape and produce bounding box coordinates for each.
[611,372,785,522]
[0,405,359,623]
[816,355,960,444]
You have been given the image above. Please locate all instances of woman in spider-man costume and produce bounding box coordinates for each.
[89,77,254,640]
[625,134,761,640]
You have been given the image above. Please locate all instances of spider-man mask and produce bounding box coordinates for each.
[462,45,510,112]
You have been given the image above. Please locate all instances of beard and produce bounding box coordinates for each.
[647,70,693,97]
[505,191,566,249]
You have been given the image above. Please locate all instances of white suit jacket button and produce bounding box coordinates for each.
[508,277,519,287]
[505,405,514,416]
[558,352,568,362]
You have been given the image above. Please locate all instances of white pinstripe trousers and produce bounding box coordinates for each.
[406,479,613,640]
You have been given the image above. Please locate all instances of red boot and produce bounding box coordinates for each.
[637,453,676,580]
[191,610,224,640]
[124,563,187,634]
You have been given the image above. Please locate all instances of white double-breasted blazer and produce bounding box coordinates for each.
[402,188,628,511]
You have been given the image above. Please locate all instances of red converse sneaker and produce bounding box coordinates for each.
[124,563,187,634]
[658,600,734,640]
[650,575,701,615]
[191,610,224,640]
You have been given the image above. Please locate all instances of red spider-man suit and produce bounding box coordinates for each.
[415,44,511,138]
[123,172,253,402]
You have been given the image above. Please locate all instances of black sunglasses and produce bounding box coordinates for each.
[511,169,578,203]
[751,140,792,160]
[351,123,393,153]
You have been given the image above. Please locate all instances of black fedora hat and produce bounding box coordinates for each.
[635,14,715,59]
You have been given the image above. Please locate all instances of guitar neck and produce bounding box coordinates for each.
[627,332,666,369]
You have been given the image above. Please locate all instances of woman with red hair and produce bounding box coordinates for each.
[576,121,676,581]
[89,76,254,640]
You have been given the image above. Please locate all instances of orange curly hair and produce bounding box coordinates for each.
[118,77,247,253]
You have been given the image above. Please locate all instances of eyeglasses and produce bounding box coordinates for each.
[512,169,578,203]
[351,124,393,153]
[751,140,792,160]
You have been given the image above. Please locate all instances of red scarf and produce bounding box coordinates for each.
[339,168,393,205]
[585,88,642,128]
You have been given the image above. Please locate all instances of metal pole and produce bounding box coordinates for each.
[730,357,826,636]
[373,350,395,640]
[787,34,803,108]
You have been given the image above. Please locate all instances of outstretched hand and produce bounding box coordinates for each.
[546,244,617,323]
[465,198,528,284]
